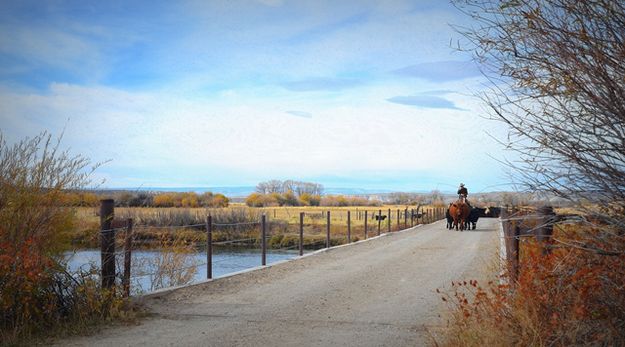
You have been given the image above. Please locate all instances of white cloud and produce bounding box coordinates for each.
[0,80,509,187]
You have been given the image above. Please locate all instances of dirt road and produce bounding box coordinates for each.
[60,218,499,347]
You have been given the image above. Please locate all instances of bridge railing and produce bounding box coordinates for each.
[499,205,575,284]
[94,200,447,296]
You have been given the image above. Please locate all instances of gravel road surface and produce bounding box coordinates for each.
[59,218,499,347]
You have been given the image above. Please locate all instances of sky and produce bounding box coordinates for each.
[0,0,514,193]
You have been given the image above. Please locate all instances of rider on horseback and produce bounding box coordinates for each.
[457,183,469,204]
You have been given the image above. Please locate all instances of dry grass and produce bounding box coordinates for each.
[69,205,443,249]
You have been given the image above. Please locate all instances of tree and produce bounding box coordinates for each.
[255,179,324,196]
[455,0,625,251]
[255,179,283,194]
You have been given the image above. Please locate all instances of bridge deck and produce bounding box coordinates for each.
[60,218,500,347]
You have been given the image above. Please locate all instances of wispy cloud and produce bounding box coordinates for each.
[387,93,465,110]
[286,110,312,118]
[281,77,363,92]
[392,60,481,82]
[285,12,368,45]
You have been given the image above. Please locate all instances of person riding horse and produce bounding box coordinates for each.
[457,183,468,203]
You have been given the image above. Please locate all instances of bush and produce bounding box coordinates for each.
[0,131,130,343]
[440,228,625,346]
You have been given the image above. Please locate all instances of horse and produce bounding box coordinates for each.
[449,199,470,231]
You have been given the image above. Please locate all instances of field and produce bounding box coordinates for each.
[71,204,445,249]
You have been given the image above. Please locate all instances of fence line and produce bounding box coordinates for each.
[500,205,558,285]
[95,200,443,295]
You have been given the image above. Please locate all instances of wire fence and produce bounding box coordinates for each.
[82,202,445,296]
[499,205,568,284]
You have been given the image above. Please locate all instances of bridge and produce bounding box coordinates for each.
[60,218,499,346]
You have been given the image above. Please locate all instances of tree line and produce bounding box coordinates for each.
[59,191,229,208]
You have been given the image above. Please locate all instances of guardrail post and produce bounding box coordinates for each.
[512,224,520,282]
[261,214,266,266]
[326,210,331,248]
[347,211,351,243]
[537,205,555,255]
[501,208,519,284]
[206,215,213,279]
[404,207,408,228]
[123,218,133,297]
[299,212,304,255]
[364,211,368,239]
[100,199,115,290]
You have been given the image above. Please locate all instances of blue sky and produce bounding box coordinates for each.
[0,0,513,193]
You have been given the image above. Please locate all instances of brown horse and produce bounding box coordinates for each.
[449,199,470,231]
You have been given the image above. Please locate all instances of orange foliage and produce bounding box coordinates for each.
[153,192,229,208]
[441,237,625,346]
[0,237,56,331]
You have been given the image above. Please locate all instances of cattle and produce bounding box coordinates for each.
[485,206,501,218]
[467,207,487,230]
[445,204,453,229]
[374,215,387,221]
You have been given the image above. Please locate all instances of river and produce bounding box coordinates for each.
[64,247,303,295]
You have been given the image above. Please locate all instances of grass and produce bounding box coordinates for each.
[68,204,445,249]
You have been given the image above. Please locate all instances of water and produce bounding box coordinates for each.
[64,247,303,295]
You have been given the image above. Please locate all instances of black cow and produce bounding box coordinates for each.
[374,215,387,221]
[485,206,501,218]
[445,204,453,229]
[467,207,486,230]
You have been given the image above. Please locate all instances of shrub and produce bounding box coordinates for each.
[440,227,625,346]
[0,131,130,343]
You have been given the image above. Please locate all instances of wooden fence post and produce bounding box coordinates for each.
[501,208,519,284]
[347,211,351,243]
[326,210,331,248]
[299,212,304,255]
[512,224,520,283]
[123,218,132,297]
[261,214,266,266]
[404,207,408,228]
[206,215,212,279]
[100,199,115,290]
[364,211,368,239]
[387,208,391,233]
[396,209,400,229]
[537,205,555,255]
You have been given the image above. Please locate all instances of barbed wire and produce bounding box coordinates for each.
[98,227,128,233]
[133,223,206,231]
[212,238,257,245]
[213,221,260,226]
